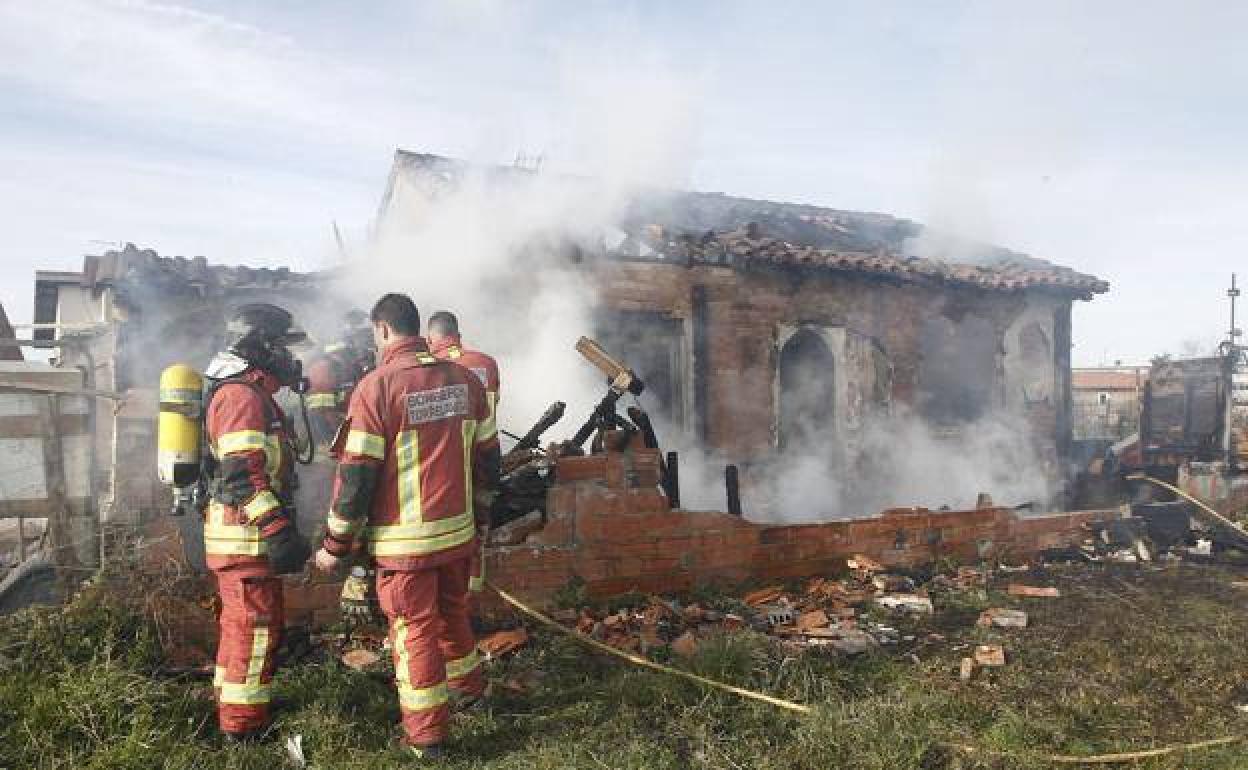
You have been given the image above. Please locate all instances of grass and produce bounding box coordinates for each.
[5,563,1248,768]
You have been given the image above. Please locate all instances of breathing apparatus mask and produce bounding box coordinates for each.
[212,303,309,391]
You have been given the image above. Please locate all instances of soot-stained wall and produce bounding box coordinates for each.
[594,260,1074,501]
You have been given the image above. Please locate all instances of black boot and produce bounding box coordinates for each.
[222,729,268,745]
[409,743,445,762]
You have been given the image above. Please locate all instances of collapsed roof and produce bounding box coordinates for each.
[383,150,1109,299]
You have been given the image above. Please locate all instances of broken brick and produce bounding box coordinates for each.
[959,657,975,681]
[977,608,1028,629]
[973,644,1006,667]
[847,554,885,573]
[797,609,830,631]
[743,586,785,606]
[671,631,699,658]
[341,649,381,671]
[1007,584,1061,598]
[480,627,529,659]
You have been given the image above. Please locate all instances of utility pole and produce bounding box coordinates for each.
[1229,273,1241,350]
[1224,275,1242,463]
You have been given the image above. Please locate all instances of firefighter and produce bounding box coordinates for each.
[305,309,375,447]
[314,294,500,761]
[202,303,312,742]
[427,310,500,596]
[299,310,376,548]
[427,311,500,422]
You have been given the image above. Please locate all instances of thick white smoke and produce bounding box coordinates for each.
[337,40,704,440]
[346,168,612,434]
[665,407,1053,523]
[328,33,1054,523]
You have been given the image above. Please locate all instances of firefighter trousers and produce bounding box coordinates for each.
[212,566,284,735]
[377,556,485,747]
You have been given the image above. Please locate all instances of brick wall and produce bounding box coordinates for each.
[138,435,1114,654]
[485,437,1115,606]
[594,261,1073,476]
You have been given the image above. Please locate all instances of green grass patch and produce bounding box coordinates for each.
[5,563,1248,768]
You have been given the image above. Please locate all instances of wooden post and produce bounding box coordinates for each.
[38,394,80,582]
[725,464,742,516]
[17,515,25,563]
[665,451,681,509]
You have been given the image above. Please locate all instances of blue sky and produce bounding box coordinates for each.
[1,0,1245,364]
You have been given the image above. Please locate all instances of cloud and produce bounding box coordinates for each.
[1,0,1246,373]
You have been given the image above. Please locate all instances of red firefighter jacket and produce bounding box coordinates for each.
[306,350,349,415]
[305,344,371,419]
[429,335,500,425]
[306,346,371,440]
[321,337,500,570]
[203,369,294,570]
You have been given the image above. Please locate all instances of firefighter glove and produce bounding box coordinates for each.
[266,524,312,575]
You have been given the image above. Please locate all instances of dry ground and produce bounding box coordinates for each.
[4,560,1248,769]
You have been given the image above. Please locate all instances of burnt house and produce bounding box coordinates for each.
[378,150,1109,511]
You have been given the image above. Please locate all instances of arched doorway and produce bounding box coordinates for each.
[778,329,836,451]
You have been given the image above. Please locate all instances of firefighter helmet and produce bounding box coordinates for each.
[207,303,308,387]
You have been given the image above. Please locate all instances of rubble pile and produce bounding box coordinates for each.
[531,555,1062,674]
[1076,502,1248,565]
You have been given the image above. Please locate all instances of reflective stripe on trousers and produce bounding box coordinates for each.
[213,568,283,735]
[469,537,485,593]
[377,557,484,747]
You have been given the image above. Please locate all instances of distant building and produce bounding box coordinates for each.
[0,301,21,362]
[1072,366,1148,440]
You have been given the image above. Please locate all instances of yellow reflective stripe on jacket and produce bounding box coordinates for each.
[203,507,267,556]
[213,666,226,688]
[326,510,360,537]
[307,393,338,409]
[367,518,475,557]
[368,424,479,558]
[203,533,267,556]
[216,431,284,492]
[243,490,281,522]
[219,627,272,705]
[446,650,481,680]
[476,394,498,444]
[368,511,474,540]
[396,430,423,524]
[217,430,267,454]
[461,421,475,517]
[345,430,386,460]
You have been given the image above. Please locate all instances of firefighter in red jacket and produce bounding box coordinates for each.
[427,310,500,595]
[202,303,312,741]
[314,294,500,761]
[305,310,374,447]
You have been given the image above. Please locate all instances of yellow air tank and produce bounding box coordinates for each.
[158,364,204,492]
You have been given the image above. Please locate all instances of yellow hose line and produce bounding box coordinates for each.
[489,573,1246,764]
[488,582,813,715]
[1127,473,1247,533]
[948,735,1244,765]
